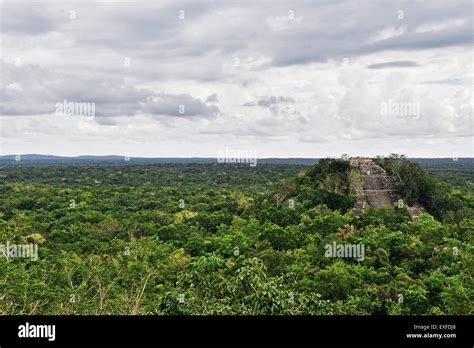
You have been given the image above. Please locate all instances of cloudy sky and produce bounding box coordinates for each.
[0,0,472,158]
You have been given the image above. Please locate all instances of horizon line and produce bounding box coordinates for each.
[0,154,472,160]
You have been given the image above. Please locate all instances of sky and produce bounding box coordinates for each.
[0,0,473,158]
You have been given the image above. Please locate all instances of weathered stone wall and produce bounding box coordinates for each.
[350,158,400,209]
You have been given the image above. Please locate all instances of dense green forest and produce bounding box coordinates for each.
[0,157,472,315]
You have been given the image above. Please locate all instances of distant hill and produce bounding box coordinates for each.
[0,154,471,166]
[0,154,319,165]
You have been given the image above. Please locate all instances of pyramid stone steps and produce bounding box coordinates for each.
[350,157,401,209]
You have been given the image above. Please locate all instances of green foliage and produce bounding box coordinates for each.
[377,154,474,222]
[0,160,472,315]
[296,159,355,211]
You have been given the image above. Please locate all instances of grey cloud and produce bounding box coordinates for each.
[1,0,471,158]
[94,117,119,126]
[0,3,60,35]
[269,1,472,66]
[364,24,472,53]
[2,0,470,80]
[206,94,219,103]
[244,96,295,107]
[142,93,219,118]
[420,79,464,85]
[366,61,420,69]
[0,60,218,118]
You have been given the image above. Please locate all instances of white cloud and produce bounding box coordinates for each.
[0,0,472,157]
